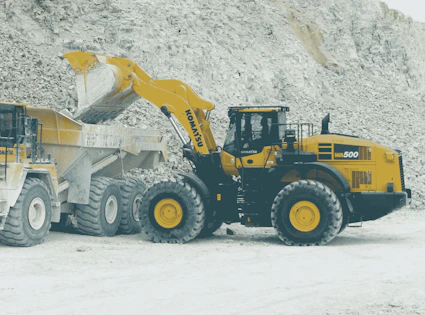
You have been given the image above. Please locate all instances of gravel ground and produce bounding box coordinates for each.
[1,209,424,315]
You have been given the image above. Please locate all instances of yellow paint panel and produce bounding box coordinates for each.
[221,151,239,176]
[0,102,29,107]
[221,133,403,194]
[237,145,280,169]
[30,164,59,191]
[302,135,402,193]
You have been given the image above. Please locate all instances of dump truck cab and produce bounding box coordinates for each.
[0,103,44,163]
[0,102,60,246]
[0,103,24,150]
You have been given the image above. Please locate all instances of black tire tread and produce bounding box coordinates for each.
[338,207,350,234]
[119,177,146,234]
[140,177,205,244]
[75,177,121,236]
[271,180,342,246]
[0,177,52,247]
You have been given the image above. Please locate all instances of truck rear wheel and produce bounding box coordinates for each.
[271,180,342,246]
[140,178,205,243]
[0,177,52,247]
[75,177,122,237]
[118,178,146,234]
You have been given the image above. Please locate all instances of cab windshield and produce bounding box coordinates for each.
[223,111,284,157]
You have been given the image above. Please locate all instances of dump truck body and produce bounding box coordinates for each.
[0,102,166,246]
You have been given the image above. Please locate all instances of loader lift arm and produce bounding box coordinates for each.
[63,51,217,156]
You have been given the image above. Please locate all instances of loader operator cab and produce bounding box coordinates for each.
[223,106,289,157]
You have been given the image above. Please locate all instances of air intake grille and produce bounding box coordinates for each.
[352,171,372,189]
[395,150,405,191]
[359,147,372,160]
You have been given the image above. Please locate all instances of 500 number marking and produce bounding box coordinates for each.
[343,151,359,158]
[334,151,359,159]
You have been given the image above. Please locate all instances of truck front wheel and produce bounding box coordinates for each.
[0,177,52,247]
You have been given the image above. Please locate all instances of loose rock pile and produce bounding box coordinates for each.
[0,0,424,209]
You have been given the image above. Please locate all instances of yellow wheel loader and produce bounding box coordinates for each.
[62,51,411,246]
[0,102,166,246]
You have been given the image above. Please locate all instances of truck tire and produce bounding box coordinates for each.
[0,177,52,247]
[118,178,146,234]
[140,178,205,244]
[75,177,122,237]
[271,180,342,246]
[198,220,222,238]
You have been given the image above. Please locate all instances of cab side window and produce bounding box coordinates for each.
[223,117,237,156]
[0,112,15,146]
[223,111,278,158]
[240,113,271,153]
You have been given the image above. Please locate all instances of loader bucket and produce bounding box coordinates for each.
[63,51,143,124]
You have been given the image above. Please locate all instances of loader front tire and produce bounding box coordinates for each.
[140,178,205,244]
[0,178,52,247]
[271,180,342,246]
[118,178,146,234]
[75,177,122,237]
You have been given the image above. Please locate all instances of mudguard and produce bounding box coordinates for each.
[179,172,210,205]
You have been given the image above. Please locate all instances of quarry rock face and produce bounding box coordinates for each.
[0,0,424,209]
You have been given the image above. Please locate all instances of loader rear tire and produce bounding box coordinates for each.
[118,178,146,234]
[0,178,52,247]
[271,180,342,246]
[140,178,205,244]
[75,177,122,237]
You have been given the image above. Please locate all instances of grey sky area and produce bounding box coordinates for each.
[382,0,425,22]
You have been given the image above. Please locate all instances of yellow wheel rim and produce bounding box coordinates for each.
[154,198,183,229]
[289,201,321,232]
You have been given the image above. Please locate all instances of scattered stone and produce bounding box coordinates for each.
[76,246,91,252]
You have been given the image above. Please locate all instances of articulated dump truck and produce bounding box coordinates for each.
[0,102,166,247]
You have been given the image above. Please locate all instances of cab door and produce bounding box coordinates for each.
[221,112,279,175]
